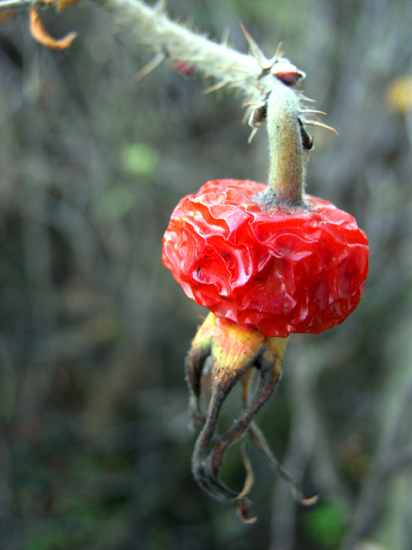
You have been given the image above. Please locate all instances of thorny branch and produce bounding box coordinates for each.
[0,0,314,129]
[0,0,284,93]
[0,0,336,146]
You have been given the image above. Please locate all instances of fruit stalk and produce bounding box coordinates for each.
[266,79,305,206]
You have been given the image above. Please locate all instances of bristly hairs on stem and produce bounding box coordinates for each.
[1,0,304,114]
[1,0,336,140]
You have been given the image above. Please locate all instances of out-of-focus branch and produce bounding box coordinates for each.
[0,0,260,93]
[0,0,31,11]
[1,0,306,109]
[339,322,412,550]
[93,0,312,117]
[96,0,262,95]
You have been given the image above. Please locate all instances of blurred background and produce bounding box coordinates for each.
[1,1,412,549]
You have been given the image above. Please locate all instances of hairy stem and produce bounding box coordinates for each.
[95,0,262,96]
[2,0,306,109]
[266,78,305,205]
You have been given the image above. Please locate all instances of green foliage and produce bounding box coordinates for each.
[120,142,159,176]
[301,499,348,549]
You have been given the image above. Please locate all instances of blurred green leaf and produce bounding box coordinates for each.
[301,498,348,549]
[97,186,135,219]
[120,142,159,176]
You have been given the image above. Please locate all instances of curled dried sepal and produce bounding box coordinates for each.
[186,313,289,521]
[186,312,264,428]
[185,312,216,428]
[56,0,83,11]
[30,6,76,49]
[247,423,318,506]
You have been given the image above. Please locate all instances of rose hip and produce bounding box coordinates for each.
[163,179,368,338]
[162,72,369,523]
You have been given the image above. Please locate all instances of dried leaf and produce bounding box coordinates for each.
[29,6,76,50]
[236,500,257,525]
[57,0,84,12]
[0,11,17,25]
[386,77,412,114]
[237,445,254,499]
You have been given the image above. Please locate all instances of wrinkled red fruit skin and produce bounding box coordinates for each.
[162,180,369,338]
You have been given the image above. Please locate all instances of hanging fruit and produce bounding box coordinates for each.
[162,67,369,523]
[163,179,368,339]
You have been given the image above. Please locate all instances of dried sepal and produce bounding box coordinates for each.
[211,317,265,385]
[56,0,84,11]
[30,6,76,49]
[248,423,319,506]
[237,497,257,525]
[202,337,282,487]
[185,312,215,428]
[186,314,292,521]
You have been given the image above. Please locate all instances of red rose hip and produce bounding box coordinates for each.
[162,179,368,338]
[162,75,369,522]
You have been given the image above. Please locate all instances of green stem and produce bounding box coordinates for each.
[266,79,305,206]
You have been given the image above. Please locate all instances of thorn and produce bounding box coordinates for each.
[242,107,252,125]
[251,82,266,94]
[274,41,284,62]
[135,52,165,81]
[299,94,317,103]
[301,109,327,116]
[242,100,261,107]
[302,120,338,135]
[221,27,230,47]
[240,23,266,67]
[248,127,258,143]
[203,80,228,94]
[154,0,166,13]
